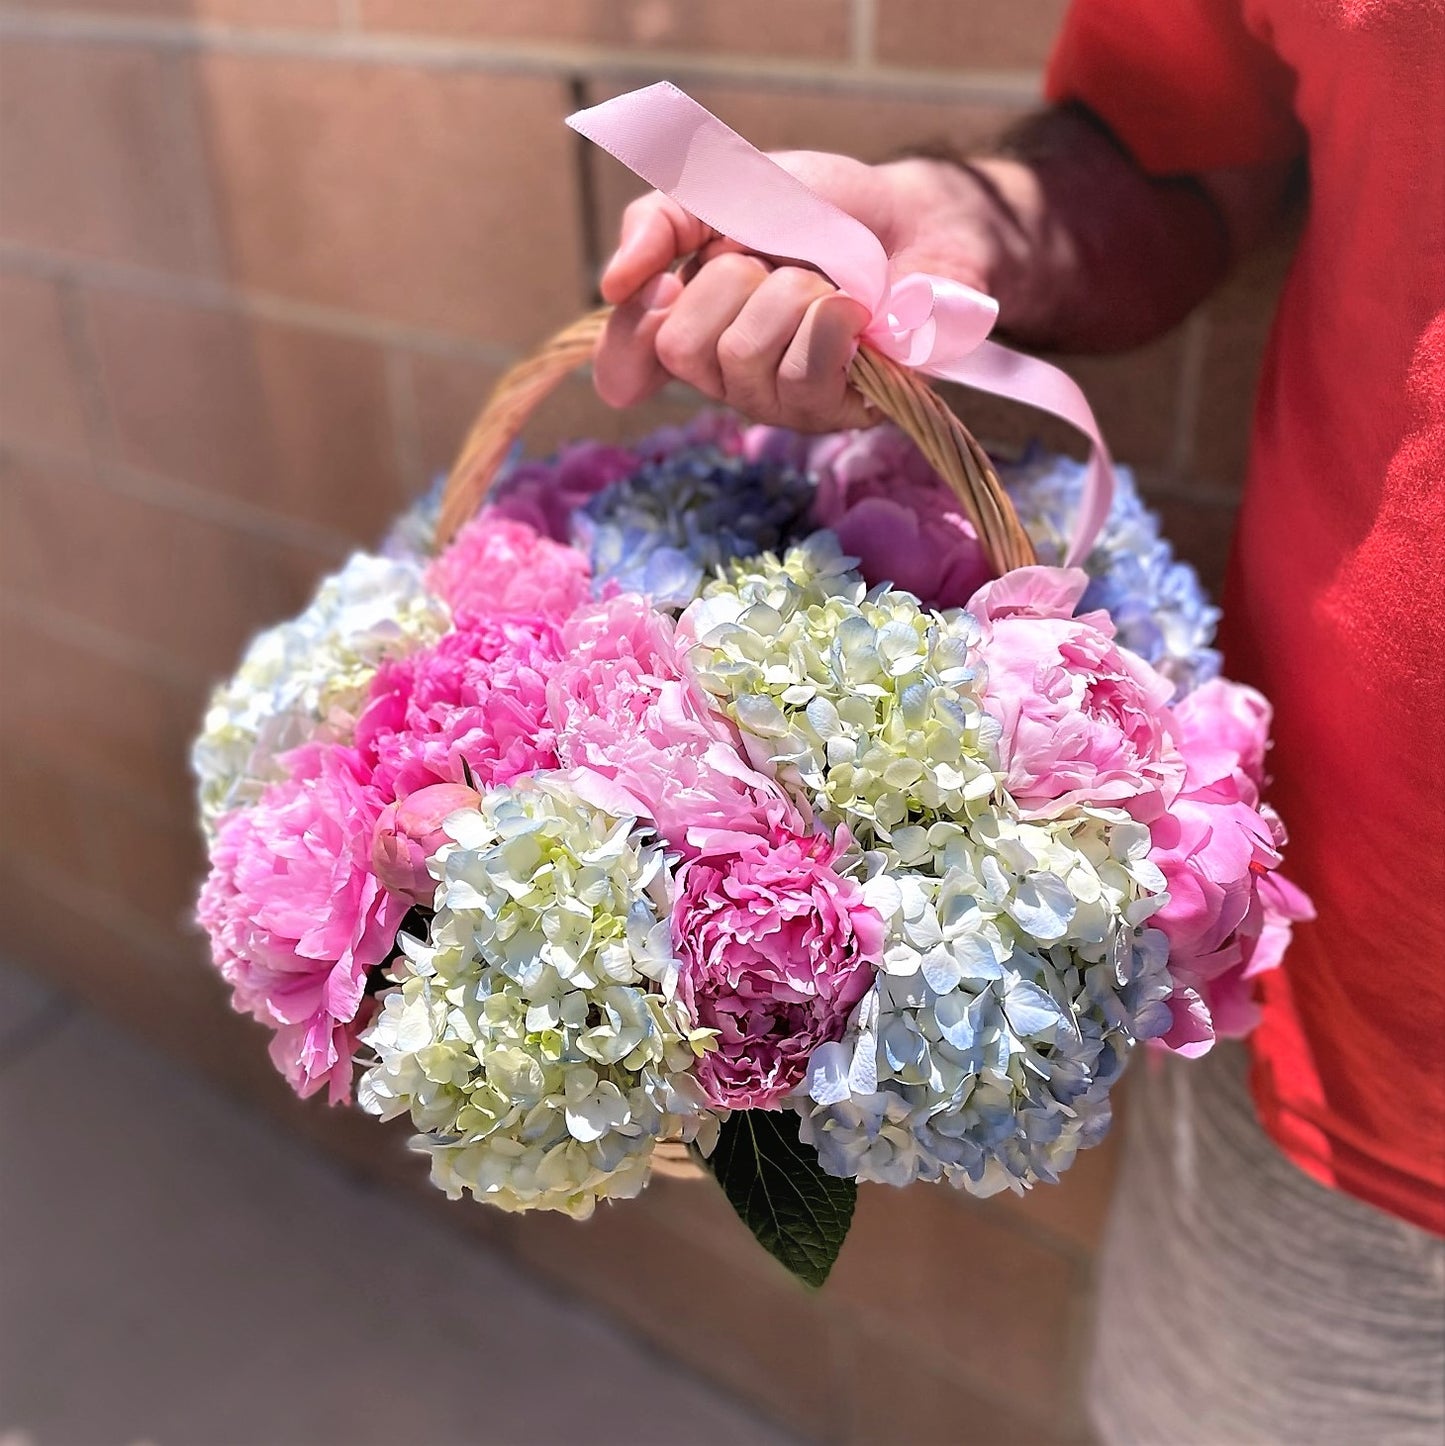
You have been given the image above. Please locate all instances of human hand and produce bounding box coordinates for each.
[592,151,1001,432]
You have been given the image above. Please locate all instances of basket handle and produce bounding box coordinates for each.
[436,307,1038,576]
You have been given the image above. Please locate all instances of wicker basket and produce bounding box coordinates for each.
[436,307,1039,578]
[434,307,1045,1185]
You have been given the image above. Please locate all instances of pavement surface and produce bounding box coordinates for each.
[0,963,792,1446]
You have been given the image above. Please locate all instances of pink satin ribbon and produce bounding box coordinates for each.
[568,81,1118,567]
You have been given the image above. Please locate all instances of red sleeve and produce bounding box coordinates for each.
[1045,0,1305,175]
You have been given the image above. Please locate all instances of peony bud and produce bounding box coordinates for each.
[370,782,480,902]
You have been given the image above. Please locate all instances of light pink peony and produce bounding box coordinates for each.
[356,614,563,802]
[1149,679,1314,1055]
[672,824,883,1110]
[197,743,407,1104]
[1170,675,1272,797]
[548,593,785,851]
[425,515,590,620]
[807,426,992,607]
[371,781,481,903]
[969,566,1183,819]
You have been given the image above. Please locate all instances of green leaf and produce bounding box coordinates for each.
[701,1109,856,1288]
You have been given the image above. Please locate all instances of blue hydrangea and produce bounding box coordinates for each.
[573,444,816,608]
[796,808,1174,1196]
[999,449,1223,698]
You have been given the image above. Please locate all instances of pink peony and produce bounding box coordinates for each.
[489,443,642,542]
[1149,679,1314,1055]
[425,515,590,620]
[371,781,481,903]
[807,426,992,607]
[356,614,563,802]
[197,743,407,1103]
[548,593,785,850]
[672,825,883,1110]
[1170,676,1272,797]
[969,566,1183,819]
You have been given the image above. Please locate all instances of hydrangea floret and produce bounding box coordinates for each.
[997,449,1222,697]
[798,804,1173,1194]
[680,533,1001,842]
[359,776,716,1218]
[574,440,815,607]
[192,554,449,832]
[380,478,444,561]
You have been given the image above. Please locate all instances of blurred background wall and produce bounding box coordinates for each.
[0,3,1286,1441]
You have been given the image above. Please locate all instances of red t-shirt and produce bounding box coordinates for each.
[1048,0,1445,1235]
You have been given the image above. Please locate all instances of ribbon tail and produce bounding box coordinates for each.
[926,340,1116,565]
[568,82,889,309]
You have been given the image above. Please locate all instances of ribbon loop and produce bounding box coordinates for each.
[568,81,1117,566]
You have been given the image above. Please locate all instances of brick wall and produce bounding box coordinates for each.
[0,4,1288,1441]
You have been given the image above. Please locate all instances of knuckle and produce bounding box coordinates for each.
[777,348,824,389]
[767,266,832,306]
[704,250,770,287]
[715,325,761,372]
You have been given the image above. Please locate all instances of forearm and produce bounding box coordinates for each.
[885,106,1235,353]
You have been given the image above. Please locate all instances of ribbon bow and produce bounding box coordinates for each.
[568,82,1117,566]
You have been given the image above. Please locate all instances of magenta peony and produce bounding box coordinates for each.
[806,426,992,607]
[425,515,590,620]
[671,824,883,1110]
[370,781,481,904]
[487,414,750,542]
[969,566,1183,820]
[549,592,783,850]
[1149,680,1314,1054]
[197,742,407,1103]
[356,614,564,802]
[489,442,642,542]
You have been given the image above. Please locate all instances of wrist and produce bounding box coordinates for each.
[876,155,1056,339]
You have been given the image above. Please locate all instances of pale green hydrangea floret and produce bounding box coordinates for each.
[799,804,1173,1194]
[359,777,715,1219]
[192,554,449,832]
[685,533,1001,841]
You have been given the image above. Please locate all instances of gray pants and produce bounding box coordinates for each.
[1089,1043,1445,1445]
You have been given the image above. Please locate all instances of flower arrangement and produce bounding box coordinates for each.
[193,413,1309,1285]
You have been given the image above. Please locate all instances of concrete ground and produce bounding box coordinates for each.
[0,963,791,1446]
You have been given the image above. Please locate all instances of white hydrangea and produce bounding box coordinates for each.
[380,480,444,562]
[359,777,716,1219]
[684,533,1001,842]
[192,553,449,832]
[798,805,1173,1195]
